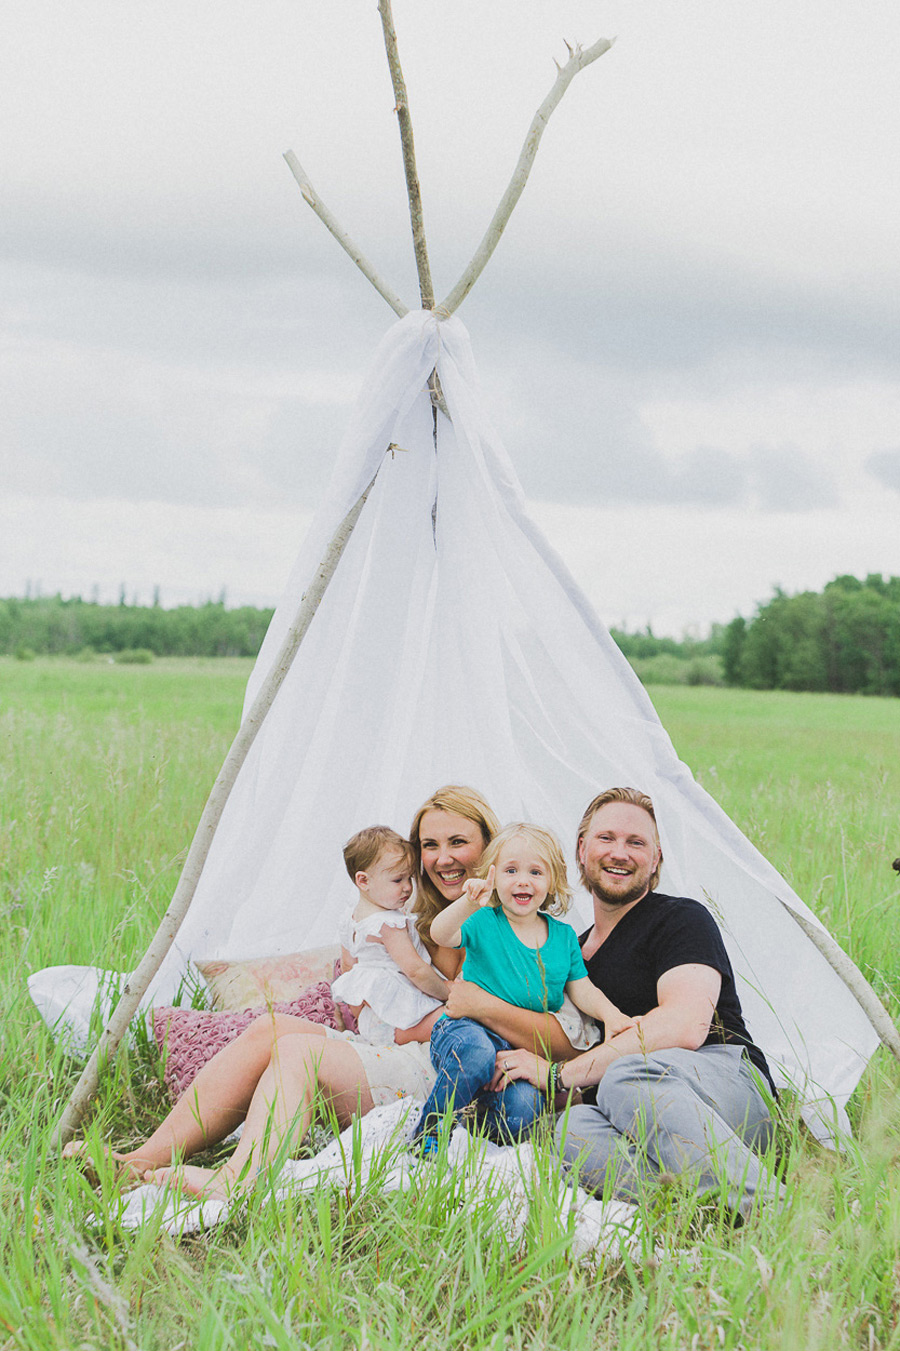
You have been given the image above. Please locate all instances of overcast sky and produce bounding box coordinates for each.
[3,0,899,634]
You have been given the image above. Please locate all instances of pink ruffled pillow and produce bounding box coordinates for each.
[153,980,359,1101]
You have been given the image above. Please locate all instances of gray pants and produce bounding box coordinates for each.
[555,1045,784,1218]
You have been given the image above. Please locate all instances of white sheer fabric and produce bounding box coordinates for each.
[29,311,878,1139]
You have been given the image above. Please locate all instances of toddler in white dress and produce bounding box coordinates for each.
[331,825,447,1046]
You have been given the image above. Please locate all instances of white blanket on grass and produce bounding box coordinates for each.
[105,1099,643,1263]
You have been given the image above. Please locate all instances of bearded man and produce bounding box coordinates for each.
[501,787,784,1219]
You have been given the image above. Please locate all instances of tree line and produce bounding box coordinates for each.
[3,575,898,696]
[0,595,273,659]
[722,574,900,696]
[2,593,724,672]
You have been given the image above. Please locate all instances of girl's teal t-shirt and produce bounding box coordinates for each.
[458,906,587,1012]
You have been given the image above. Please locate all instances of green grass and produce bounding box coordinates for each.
[649,685,900,1009]
[0,658,248,972]
[1,659,899,1349]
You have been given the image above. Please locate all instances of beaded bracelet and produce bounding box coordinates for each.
[547,1060,570,1099]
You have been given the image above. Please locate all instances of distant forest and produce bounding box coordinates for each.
[2,573,899,695]
[0,595,273,660]
[722,573,900,697]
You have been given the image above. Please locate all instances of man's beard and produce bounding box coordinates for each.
[588,870,650,908]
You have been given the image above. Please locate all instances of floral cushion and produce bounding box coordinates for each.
[195,944,342,1012]
[153,975,359,1101]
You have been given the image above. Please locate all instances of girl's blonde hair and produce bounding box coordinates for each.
[479,822,573,917]
[410,785,500,942]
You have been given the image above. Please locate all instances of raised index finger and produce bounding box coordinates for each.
[480,864,496,904]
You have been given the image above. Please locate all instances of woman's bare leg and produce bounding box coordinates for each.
[148,1034,374,1198]
[67,1013,328,1175]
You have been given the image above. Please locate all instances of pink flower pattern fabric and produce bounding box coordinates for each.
[153,980,359,1101]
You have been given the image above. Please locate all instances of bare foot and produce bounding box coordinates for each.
[145,1163,248,1201]
[61,1139,147,1188]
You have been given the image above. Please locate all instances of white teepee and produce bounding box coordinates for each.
[39,11,894,1148]
[33,309,882,1142]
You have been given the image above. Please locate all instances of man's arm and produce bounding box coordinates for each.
[444,977,578,1060]
[496,963,722,1089]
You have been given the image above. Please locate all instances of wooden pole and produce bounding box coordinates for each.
[784,907,900,1063]
[377,0,434,309]
[283,151,409,317]
[441,38,614,315]
[285,26,613,325]
[51,469,380,1147]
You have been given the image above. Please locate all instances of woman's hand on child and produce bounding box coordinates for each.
[462,865,495,909]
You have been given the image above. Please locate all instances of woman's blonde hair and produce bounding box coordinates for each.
[479,822,573,917]
[410,785,500,941]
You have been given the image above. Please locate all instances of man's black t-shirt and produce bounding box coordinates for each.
[579,891,774,1092]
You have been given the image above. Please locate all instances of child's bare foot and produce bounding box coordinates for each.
[394,1008,442,1045]
[61,1140,148,1188]
[145,1163,249,1201]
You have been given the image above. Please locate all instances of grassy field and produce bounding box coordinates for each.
[1,658,899,1349]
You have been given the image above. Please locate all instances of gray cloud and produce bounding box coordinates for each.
[468,242,900,387]
[513,419,831,514]
[747,445,838,512]
[0,373,347,510]
[480,340,839,514]
[866,449,900,493]
[6,176,900,386]
[669,446,746,507]
[0,238,872,523]
[2,258,387,370]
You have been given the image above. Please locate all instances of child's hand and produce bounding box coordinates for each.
[462,865,495,909]
[604,1010,638,1041]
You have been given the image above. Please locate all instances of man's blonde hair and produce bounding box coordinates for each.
[576,787,663,891]
[479,822,573,917]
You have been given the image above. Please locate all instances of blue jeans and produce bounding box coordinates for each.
[414,1016,545,1144]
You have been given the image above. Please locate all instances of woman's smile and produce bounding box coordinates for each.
[418,809,485,901]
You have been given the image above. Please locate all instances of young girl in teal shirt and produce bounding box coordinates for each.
[414,822,632,1152]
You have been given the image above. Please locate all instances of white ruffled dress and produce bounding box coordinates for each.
[331,910,442,1045]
